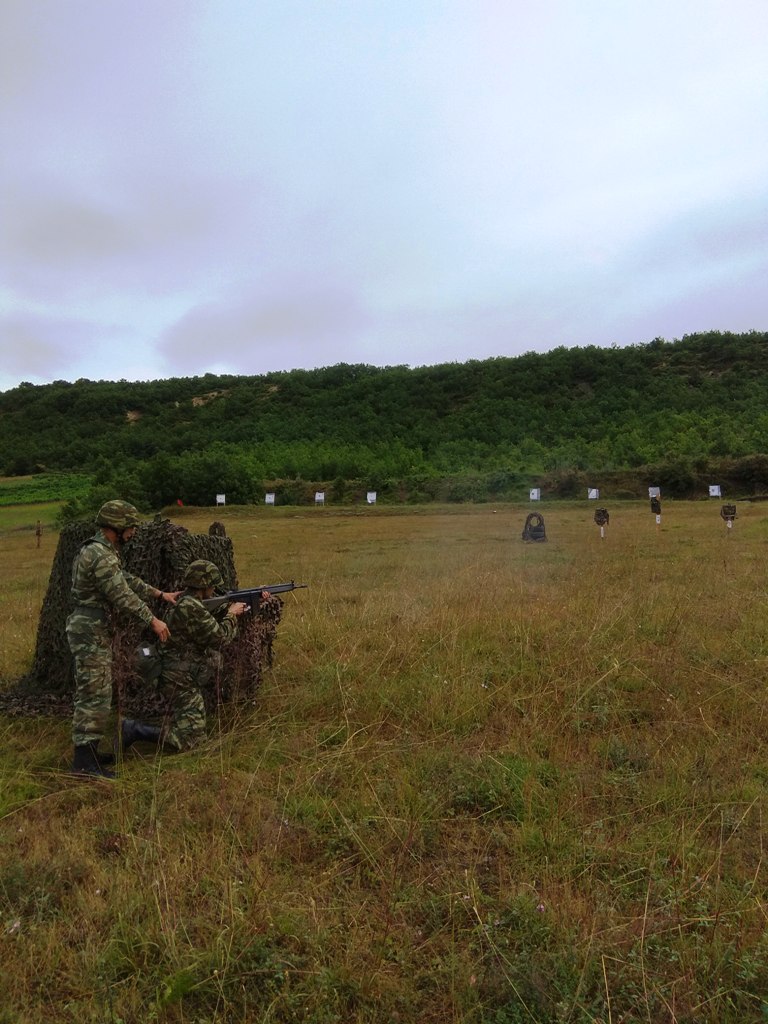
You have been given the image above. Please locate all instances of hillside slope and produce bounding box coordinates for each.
[1,331,767,500]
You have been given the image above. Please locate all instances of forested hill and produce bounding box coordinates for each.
[2,330,768,505]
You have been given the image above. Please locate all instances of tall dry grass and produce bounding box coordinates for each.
[0,511,60,682]
[1,501,768,1022]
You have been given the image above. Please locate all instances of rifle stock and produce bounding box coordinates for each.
[201,581,307,613]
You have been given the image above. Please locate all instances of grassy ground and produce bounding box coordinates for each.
[1,501,768,1022]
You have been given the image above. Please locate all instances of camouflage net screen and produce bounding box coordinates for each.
[2,518,281,719]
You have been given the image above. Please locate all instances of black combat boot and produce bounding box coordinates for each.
[120,719,163,752]
[90,741,115,767]
[71,744,116,779]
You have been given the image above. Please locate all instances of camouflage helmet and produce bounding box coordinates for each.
[182,559,223,589]
[96,499,141,530]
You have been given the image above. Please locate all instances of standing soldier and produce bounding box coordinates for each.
[35,520,42,548]
[121,560,249,754]
[66,499,178,778]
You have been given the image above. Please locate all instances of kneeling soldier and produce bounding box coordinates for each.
[121,560,248,754]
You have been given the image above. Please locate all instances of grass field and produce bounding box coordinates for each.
[1,500,768,1022]
[0,472,90,508]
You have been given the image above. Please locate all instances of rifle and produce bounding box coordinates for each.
[201,581,307,613]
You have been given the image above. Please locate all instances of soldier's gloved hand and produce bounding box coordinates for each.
[151,617,171,642]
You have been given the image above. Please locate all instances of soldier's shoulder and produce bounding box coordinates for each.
[175,594,206,618]
[86,539,119,572]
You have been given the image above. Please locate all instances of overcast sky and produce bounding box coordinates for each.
[1,0,766,393]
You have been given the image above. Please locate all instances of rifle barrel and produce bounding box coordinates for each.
[201,581,307,612]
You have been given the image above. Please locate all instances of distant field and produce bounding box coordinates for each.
[2,500,768,1022]
[0,472,90,507]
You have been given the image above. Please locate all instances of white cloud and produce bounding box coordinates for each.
[1,0,766,392]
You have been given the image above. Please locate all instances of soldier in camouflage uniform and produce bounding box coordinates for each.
[121,559,248,754]
[66,499,179,778]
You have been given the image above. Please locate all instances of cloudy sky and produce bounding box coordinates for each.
[1,0,766,392]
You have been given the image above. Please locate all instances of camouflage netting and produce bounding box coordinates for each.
[0,517,281,719]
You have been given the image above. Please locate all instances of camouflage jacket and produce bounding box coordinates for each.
[70,532,156,626]
[162,592,238,663]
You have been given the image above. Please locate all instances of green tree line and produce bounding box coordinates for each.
[2,331,768,508]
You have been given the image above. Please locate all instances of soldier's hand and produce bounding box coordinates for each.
[228,602,249,617]
[159,590,182,604]
[151,617,171,643]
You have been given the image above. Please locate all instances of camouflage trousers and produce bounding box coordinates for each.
[66,610,112,746]
[157,658,212,752]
